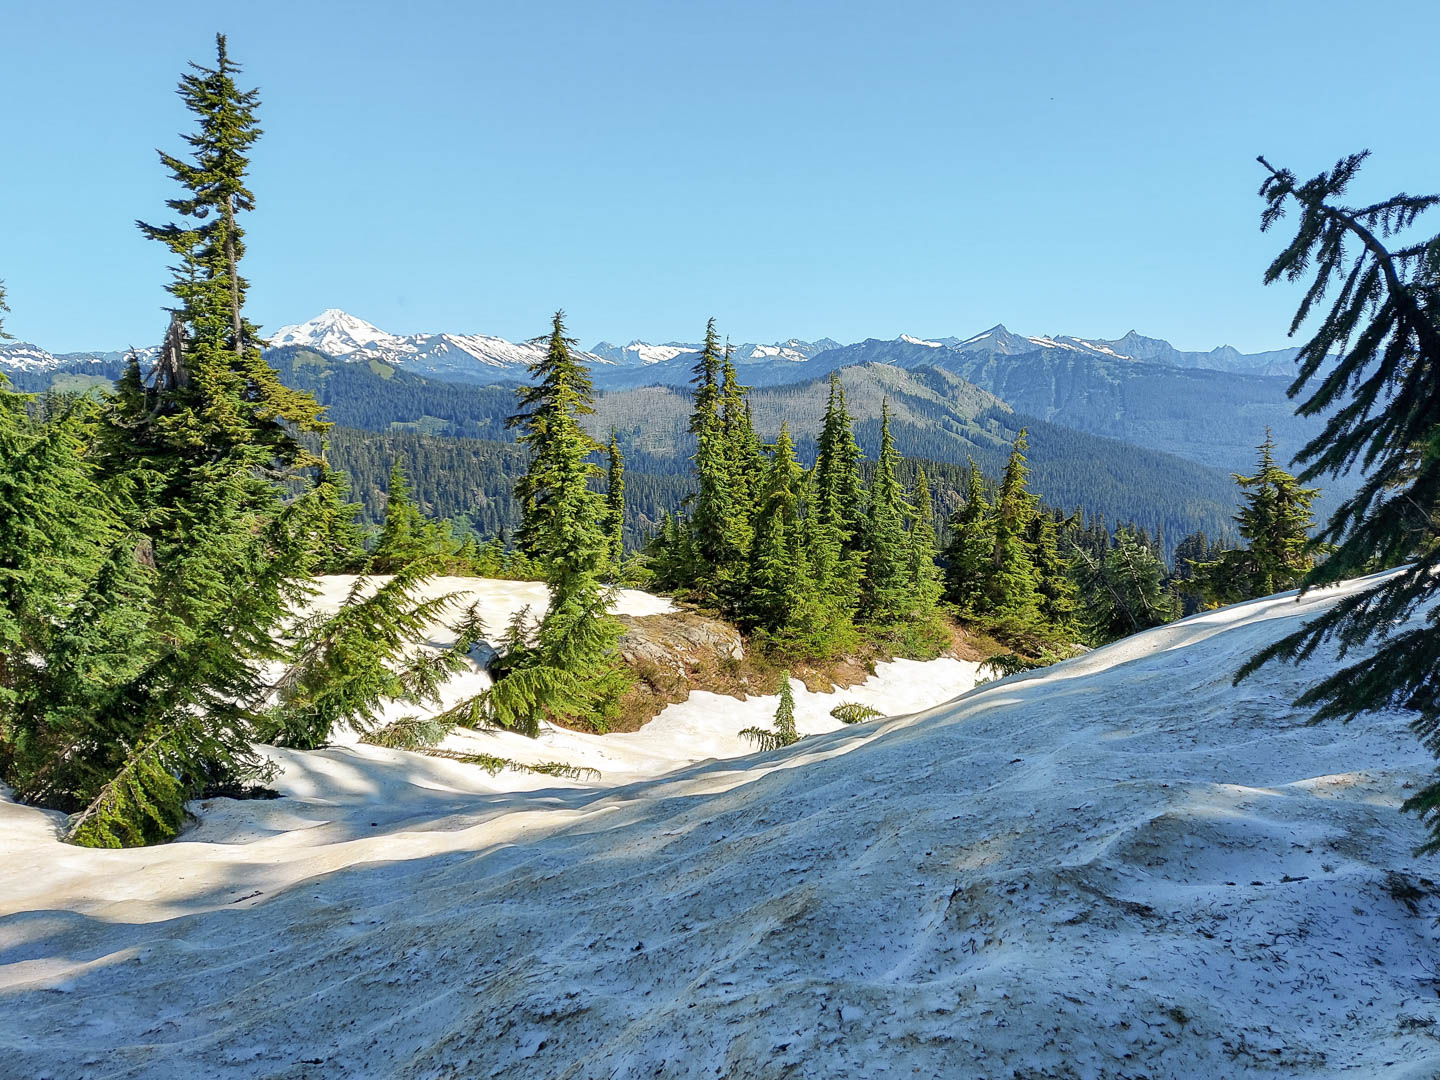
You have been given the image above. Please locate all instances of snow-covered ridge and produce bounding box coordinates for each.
[0,573,1434,1077]
[0,341,157,374]
[4,313,1308,382]
[267,308,401,355]
[588,336,838,367]
[266,308,615,383]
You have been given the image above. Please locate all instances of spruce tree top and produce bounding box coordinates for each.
[512,311,597,428]
[138,34,262,344]
[132,33,325,465]
[692,317,723,391]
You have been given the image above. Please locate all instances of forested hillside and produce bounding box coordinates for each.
[301,353,1246,554]
[791,338,1327,475]
[318,417,1239,560]
[18,344,1247,553]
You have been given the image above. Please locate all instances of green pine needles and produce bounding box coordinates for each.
[435,311,631,737]
[831,701,883,724]
[1191,430,1319,607]
[740,671,801,751]
[1236,152,1440,852]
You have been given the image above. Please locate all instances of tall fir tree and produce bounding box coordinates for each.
[371,461,454,571]
[1,31,331,846]
[943,460,995,617]
[809,372,866,622]
[813,372,867,552]
[55,34,332,846]
[861,399,913,622]
[719,344,763,578]
[746,423,808,634]
[310,462,370,573]
[906,467,945,613]
[687,318,742,598]
[1236,154,1440,849]
[1193,430,1319,605]
[1030,510,1078,635]
[0,279,10,339]
[987,430,1041,621]
[498,312,626,732]
[511,312,598,560]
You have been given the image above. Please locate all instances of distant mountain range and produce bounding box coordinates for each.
[2,308,1307,387]
[0,342,157,375]
[2,310,1350,527]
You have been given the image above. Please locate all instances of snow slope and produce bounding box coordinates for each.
[1,575,1437,1078]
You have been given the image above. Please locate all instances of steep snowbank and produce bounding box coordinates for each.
[1,575,1437,1078]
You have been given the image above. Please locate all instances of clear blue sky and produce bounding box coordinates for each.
[3,0,1437,353]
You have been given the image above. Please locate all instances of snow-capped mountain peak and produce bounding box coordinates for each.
[261,310,614,383]
[3,313,1309,387]
[267,309,403,356]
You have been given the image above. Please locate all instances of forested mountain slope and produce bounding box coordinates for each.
[788,338,1324,475]
[22,345,1244,551]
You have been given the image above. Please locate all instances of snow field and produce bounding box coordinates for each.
[0,573,1436,1078]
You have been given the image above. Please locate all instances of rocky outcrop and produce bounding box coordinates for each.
[610,612,747,731]
[616,612,744,678]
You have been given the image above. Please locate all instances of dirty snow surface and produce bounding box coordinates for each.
[2,575,1439,1079]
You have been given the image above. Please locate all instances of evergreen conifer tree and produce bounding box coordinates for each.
[492,312,627,733]
[814,372,867,552]
[1235,154,1440,849]
[686,318,742,601]
[906,467,945,612]
[1029,510,1078,635]
[371,461,454,571]
[861,400,913,622]
[1194,430,1319,605]
[943,461,996,617]
[1073,526,1177,644]
[0,389,128,805]
[718,346,760,552]
[808,372,866,621]
[987,430,1041,621]
[310,463,370,574]
[511,312,599,560]
[747,423,808,634]
[50,35,332,846]
[739,671,800,751]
